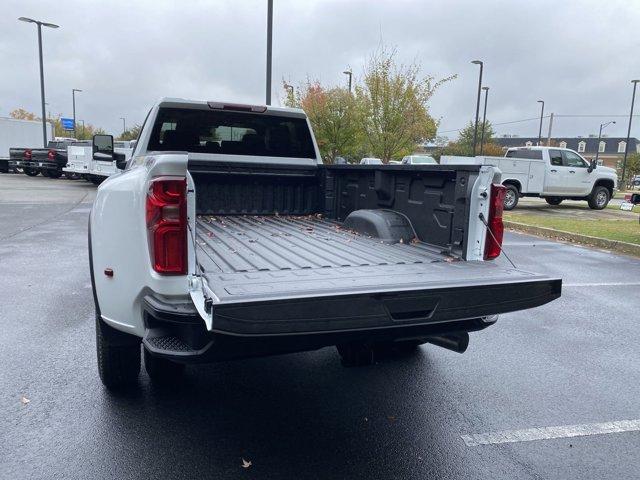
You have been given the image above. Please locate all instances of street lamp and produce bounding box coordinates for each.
[120,117,126,137]
[479,86,489,155]
[72,88,82,138]
[595,120,616,164]
[343,69,353,93]
[471,60,483,156]
[18,16,59,147]
[537,100,545,146]
[622,79,640,185]
[265,0,273,105]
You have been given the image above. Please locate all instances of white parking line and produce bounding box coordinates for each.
[563,282,640,287]
[461,419,640,447]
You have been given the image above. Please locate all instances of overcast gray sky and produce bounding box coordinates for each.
[2,0,639,140]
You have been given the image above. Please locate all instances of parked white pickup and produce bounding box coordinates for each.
[64,140,136,184]
[441,146,618,210]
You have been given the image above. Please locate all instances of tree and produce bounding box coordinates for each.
[285,81,362,163]
[118,125,141,141]
[621,152,640,186]
[457,120,495,149]
[354,47,453,162]
[9,108,38,121]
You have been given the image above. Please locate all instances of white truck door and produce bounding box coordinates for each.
[561,150,592,195]
[544,149,565,195]
[527,160,545,193]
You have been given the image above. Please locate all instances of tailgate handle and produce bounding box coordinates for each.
[390,309,434,321]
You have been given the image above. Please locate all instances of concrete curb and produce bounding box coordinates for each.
[504,220,640,257]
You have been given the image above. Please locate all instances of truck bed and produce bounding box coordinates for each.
[193,214,560,335]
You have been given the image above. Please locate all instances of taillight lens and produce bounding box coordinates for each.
[48,149,55,160]
[484,184,506,260]
[25,149,32,160]
[146,176,187,275]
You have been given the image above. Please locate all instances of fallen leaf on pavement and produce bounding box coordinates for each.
[20,396,30,405]
[241,458,252,469]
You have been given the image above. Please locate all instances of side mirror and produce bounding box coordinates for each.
[93,134,114,160]
[587,159,597,173]
[114,152,127,170]
[631,193,640,205]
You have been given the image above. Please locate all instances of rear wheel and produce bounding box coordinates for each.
[503,184,519,210]
[41,169,50,177]
[144,348,185,385]
[588,186,610,210]
[96,315,141,389]
[24,167,39,176]
[48,169,62,179]
[545,197,563,206]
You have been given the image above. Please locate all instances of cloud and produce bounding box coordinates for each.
[2,0,639,139]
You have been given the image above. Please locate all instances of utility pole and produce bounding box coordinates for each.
[72,88,82,138]
[343,69,353,93]
[471,60,483,156]
[480,86,489,155]
[19,17,60,147]
[595,121,616,164]
[537,100,545,145]
[622,80,640,185]
[547,113,554,145]
[265,0,273,105]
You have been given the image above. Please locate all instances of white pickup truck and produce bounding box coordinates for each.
[65,140,136,184]
[441,146,618,210]
[89,98,560,389]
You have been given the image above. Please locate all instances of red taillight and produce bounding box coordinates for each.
[48,149,55,160]
[146,176,187,275]
[484,184,506,260]
[25,149,32,160]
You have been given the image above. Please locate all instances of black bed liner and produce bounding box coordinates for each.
[192,214,560,335]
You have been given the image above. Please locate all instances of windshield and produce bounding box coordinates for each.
[148,107,316,159]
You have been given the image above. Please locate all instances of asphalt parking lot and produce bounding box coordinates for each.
[1,174,640,480]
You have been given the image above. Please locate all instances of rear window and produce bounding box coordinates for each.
[505,149,543,159]
[148,107,316,159]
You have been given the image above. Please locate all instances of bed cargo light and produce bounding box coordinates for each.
[207,101,267,113]
[146,176,187,275]
[484,184,506,260]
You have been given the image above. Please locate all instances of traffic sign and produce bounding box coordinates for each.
[61,118,75,131]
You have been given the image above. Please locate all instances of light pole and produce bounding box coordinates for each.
[343,69,352,93]
[72,88,82,138]
[265,0,273,105]
[18,16,59,147]
[471,60,483,156]
[622,80,640,185]
[120,117,126,138]
[537,100,545,145]
[595,120,616,164]
[479,86,489,155]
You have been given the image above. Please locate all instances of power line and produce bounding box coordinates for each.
[439,114,640,135]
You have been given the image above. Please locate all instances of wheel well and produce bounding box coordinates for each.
[502,180,521,193]
[593,179,614,196]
